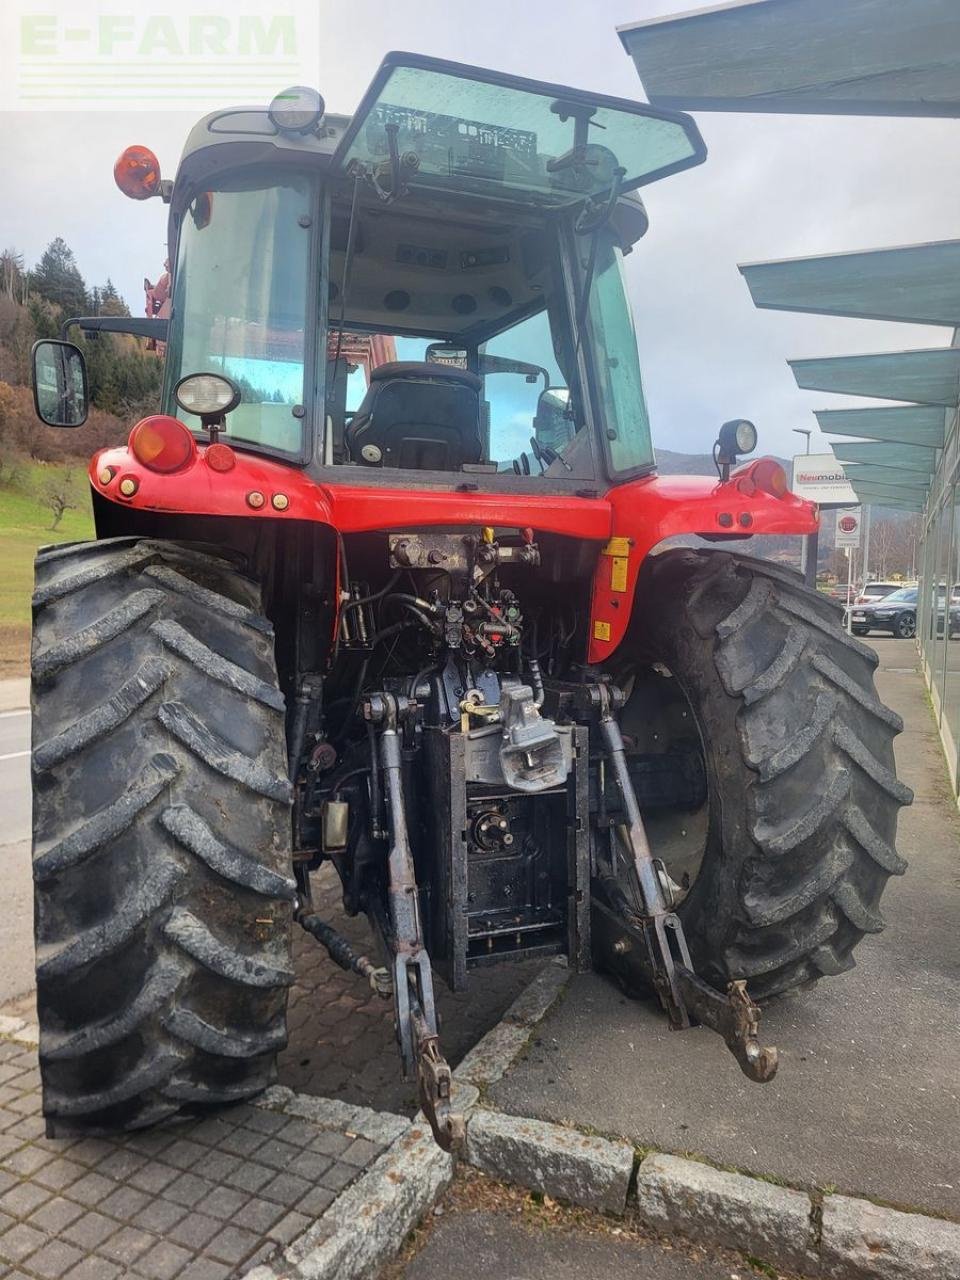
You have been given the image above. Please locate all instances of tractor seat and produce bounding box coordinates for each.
[345,361,483,471]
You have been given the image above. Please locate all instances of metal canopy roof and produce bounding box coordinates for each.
[847,477,929,499]
[815,405,948,448]
[852,495,926,511]
[618,0,960,117]
[831,441,937,473]
[842,464,932,489]
[790,349,960,406]
[740,242,960,326]
[847,486,927,510]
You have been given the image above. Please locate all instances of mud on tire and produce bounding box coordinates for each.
[622,549,913,1000]
[31,537,295,1134]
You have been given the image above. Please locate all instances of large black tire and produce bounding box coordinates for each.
[31,537,295,1134]
[615,549,912,1000]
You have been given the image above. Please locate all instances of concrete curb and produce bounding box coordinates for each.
[632,1153,960,1280]
[466,1108,634,1215]
[453,955,570,1089]
[242,1085,479,1279]
[460,1107,960,1280]
[245,1123,454,1280]
[634,1152,815,1275]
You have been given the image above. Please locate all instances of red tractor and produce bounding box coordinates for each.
[29,55,910,1149]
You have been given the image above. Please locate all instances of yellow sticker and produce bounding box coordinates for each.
[593,620,612,642]
[602,536,631,558]
[609,557,629,592]
[602,537,630,592]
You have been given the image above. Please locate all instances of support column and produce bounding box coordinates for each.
[861,505,872,584]
[803,529,819,589]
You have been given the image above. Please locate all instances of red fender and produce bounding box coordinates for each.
[585,462,818,663]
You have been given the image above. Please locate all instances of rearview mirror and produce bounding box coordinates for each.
[31,340,89,428]
[534,386,575,452]
[480,353,549,388]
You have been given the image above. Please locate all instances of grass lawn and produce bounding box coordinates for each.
[0,461,95,677]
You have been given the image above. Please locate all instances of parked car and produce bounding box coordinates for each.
[855,581,906,605]
[850,586,960,639]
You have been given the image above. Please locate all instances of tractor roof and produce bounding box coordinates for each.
[171,102,652,255]
[174,106,352,194]
[170,53,707,249]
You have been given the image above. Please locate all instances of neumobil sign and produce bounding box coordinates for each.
[791,453,859,506]
[4,1,320,110]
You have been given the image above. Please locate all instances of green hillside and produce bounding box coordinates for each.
[0,462,95,675]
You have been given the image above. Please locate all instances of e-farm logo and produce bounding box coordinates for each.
[6,2,320,110]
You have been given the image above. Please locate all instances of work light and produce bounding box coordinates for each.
[175,373,241,419]
[269,86,325,135]
[718,419,758,458]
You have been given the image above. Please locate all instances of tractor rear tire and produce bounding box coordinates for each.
[616,549,912,1000]
[31,537,295,1134]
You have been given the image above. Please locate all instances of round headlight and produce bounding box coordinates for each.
[268,85,325,135]
[175,373,241,418]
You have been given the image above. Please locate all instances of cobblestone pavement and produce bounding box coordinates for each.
[279,865,544,1113]
[0,1036,395,1280]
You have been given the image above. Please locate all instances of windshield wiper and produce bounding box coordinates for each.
[573,165,626,357]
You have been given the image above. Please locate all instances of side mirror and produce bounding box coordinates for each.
[534,386,575,452]
[31,340,89,428]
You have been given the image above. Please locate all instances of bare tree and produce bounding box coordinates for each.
[38,469,79,530]
[871,518,897,578]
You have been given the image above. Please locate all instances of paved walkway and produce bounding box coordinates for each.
[489,639,960,1219]
[0,1026,402,1279]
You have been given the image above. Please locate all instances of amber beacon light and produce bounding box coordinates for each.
[114,145,162,200]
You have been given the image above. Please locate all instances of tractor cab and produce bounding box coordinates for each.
[158,53,705,488]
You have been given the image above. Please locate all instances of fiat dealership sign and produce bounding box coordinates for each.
[791,454,859,506]
[835,508,863,549]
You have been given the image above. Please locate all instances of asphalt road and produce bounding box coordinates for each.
[400,1210,753,1280]
[0,705,33,1004]
[0,708,30,848]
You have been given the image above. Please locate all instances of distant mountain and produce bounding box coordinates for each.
[654,447,790,477]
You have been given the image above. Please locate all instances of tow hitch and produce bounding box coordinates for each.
[586,681,778,1084]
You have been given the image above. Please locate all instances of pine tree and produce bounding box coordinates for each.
[31,238,89,317]
[98,279,130,317]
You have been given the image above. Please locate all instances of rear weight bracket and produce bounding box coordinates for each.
[584,680,778,1084]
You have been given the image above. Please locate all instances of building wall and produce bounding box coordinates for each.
[918,330,960,803]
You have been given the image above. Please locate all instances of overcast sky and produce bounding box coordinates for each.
[2,0,957,460]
